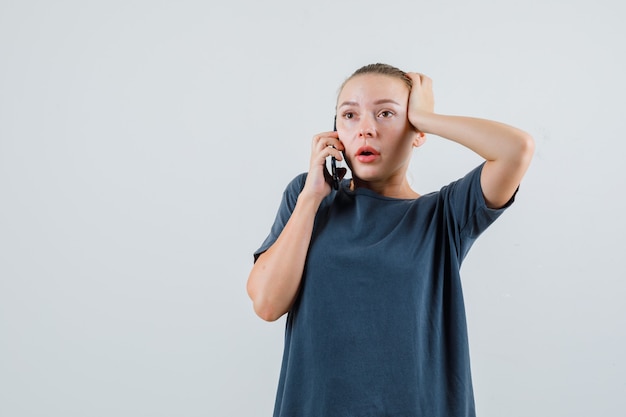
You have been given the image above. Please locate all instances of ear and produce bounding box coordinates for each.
[412,131,427,148]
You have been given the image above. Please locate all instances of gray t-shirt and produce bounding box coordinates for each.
[254,164,514,417]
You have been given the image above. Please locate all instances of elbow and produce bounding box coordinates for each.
[253,302,285,322]
[518,131,535,162]
[504,131,534,167]
[246,280,287,322]
[250,291,287,321]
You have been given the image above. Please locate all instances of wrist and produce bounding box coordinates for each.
[296,189,325,212]
[409,110,437,134]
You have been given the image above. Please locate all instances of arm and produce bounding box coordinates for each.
[246,131,345,322]
[406,73,534,208]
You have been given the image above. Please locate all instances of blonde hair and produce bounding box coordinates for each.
[339,63,412,94]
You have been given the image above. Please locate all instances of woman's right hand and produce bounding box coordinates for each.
[247,131,346,321]
[300,131,346,203]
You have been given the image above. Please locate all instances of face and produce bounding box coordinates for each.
[336,74,422,185]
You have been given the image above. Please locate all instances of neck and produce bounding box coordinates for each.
[351,177,419,199]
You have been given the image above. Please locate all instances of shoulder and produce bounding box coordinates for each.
[435,163,511,211]
[281,172,307,198]
[287,172,307,191]
[440,163,513,240]
[274,173,308,212]
[440,164,484,195]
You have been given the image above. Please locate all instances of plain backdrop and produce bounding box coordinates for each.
[1,0,625,416]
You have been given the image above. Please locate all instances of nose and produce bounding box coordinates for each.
[358,115,376,138]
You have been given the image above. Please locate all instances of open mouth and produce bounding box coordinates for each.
[355,146,380,162]
[356,146,380,157]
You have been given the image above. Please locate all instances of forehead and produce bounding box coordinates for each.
[338,74,410,104]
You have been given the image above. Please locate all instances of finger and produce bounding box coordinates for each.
[325,146,344,161]
[314,137,344,153]
[312,131,339,145]
[405,72,421,85]
[313,131,339,144]
[407,72,431,86]
[312,147,341,169]
[319,147,343,163]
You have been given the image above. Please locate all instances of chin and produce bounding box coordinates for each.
[351,169,381,183]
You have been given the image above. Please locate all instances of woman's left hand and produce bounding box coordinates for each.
[406,72,435,132]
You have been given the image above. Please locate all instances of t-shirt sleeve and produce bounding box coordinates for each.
[253,173,307,262]
[442,162,517,258]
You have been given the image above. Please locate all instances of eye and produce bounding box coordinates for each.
[379,110,394,118]
[343,112,355,119]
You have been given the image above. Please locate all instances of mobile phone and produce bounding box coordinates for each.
[331,116,339,190]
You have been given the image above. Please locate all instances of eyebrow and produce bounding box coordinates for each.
[338,99,401,109]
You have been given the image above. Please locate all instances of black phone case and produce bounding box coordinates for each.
[331,117,339,190]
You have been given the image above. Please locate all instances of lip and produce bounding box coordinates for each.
[355,146,380,163]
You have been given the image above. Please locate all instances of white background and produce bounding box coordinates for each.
[1,0,624,416]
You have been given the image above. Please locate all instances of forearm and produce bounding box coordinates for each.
[246,195,320,322]
[411,112,533,163]
[412,111,534,208]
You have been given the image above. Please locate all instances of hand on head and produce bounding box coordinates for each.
[405,72,435,133]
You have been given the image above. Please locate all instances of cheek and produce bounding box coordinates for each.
[342,145,356,164]
[339,143,358,168]
[387,137,417,163]
[337,124,357,140]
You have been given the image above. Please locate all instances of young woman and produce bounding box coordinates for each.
[247,63,534,417]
